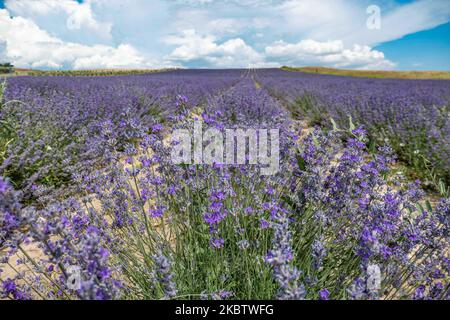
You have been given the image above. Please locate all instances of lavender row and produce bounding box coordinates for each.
[1,70,241,201]
[257,69,450,185]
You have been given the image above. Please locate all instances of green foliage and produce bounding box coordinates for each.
[0,62,14,74]
[0,81,15,164]
[114,166,277,299]
[284,194,360,299]
[0,91,75,195]
[293,93,327,126]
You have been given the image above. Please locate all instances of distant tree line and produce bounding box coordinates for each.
[0,62,14,74]
[27,68,175,77]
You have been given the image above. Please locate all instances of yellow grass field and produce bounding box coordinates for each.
[282,66,450,79]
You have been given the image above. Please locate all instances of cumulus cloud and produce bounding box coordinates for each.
[265,39,395,70]
[165,29,267,68]
[266,39,344,56]
[0,9,156,69]
[6,0,113,44]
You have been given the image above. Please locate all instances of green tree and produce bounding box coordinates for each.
[0,62,14,74]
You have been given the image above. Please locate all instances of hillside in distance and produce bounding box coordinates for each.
[282,66,450,79]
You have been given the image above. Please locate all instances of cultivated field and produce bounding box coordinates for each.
[2,68,172,77]
[0,69,449,300]
[283,66,450,79]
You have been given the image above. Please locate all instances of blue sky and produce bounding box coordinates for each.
[375,21,450,70]
[0,0,449,70]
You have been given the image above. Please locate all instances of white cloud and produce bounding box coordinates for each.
[341,0,450,46]
[266,39,395,69]
[165,29,265,68]
[277,0,450,47]
[169,8,270,39]
[6,0,112,42]
[0,9,157,69]
[266,39,344,56]
[71,44,149,69]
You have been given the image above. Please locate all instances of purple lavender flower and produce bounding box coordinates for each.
[152,250,177,299]
[1,278,30,300]
[210,237,225,249]
[319,288,330,300]
[0,177,8,193]
[266,210,306,300]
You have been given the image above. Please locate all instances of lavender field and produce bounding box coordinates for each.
[0,69,449,300]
